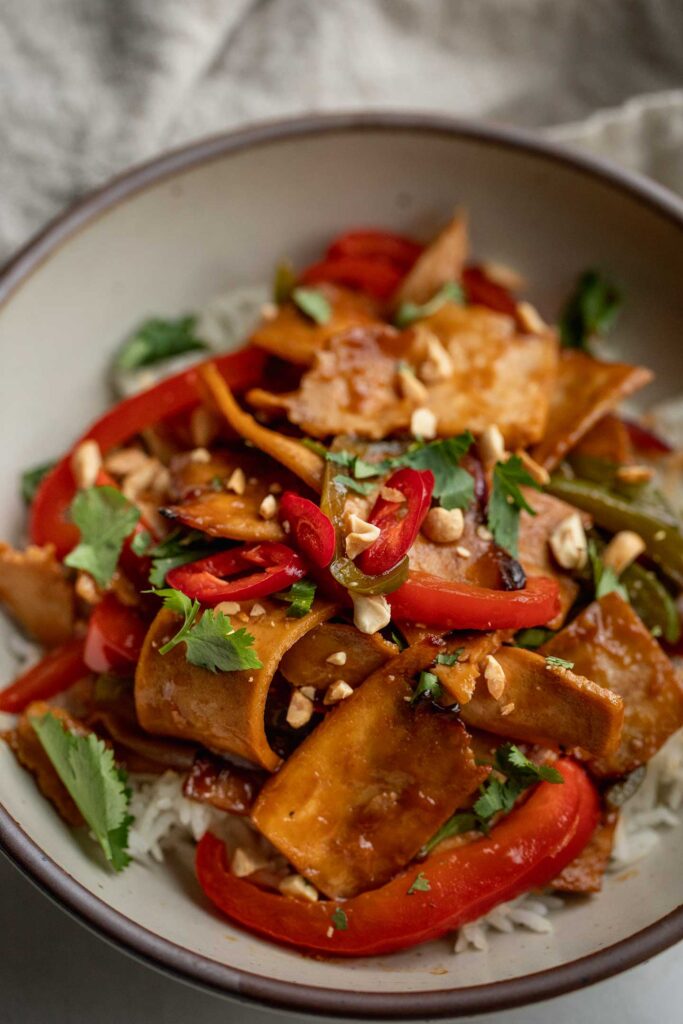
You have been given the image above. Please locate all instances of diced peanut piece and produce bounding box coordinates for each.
[549,512,588,570]
[396,365,429,404]
[345,514,380,560]
[515,449,550,486]
[417,332,454,383]
[278,874,319,903]
[479,425,507,468]
[324,680,354,705]
[380,486,406,503]
[422,506,465,544]
[500,702,515,717]
[286,689,314,728]
[476,525,493,541]
[250,602,266,617]
[70,440,102,490]
[484,654,506,700]
[410,406,437,440]
[226,467,246,495]
[215,601,240,616]
[615,464,654,485]
[104,447,148,476]
[456,546,471,558]
[189,447,211,463]
[231,846,266,878]
[122,459,160,501]
[326,650,347,666]
[351,593,391,635]
[190,405,219,448]
[300,685,316,700]
[259,494,278,520]
[516,301,547,335]
[75,571,101,605]
[603,530,646,575]
[480,260,526,291]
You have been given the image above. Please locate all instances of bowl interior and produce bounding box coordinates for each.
[1,120,682,1017]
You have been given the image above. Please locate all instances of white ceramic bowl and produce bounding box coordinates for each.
[1,114,682,1019]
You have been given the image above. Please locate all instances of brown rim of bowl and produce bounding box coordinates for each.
[1,112,682,1019]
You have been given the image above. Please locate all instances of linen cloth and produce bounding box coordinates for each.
[1,0,683,263]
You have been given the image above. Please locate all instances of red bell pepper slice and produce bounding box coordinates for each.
[30,347,265,558]
[0,638,87,714]
[356,468,434,576]
[195,759,597,957]
[621,417,672,456]
[326,230,423,271]
[299,257,404,301]
[83,594,150,674]
[278,492,336,569]
[462,266,518,319]
[165,542,305,605]
[388,573,560,631]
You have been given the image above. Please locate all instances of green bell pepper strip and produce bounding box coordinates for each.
[621,561,681,644]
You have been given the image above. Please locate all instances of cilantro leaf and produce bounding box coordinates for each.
[332,474,377,496]
[276,579,317,618]
[21,460,55,504]
[487,455,541,556]
[560,270,621,351]
[389,627,408,651]
[273,261,297,305]
[292,287,332,325]
[435,649,464,666]
[545,655,574,671]
[130,529,153,556]
[152,588,262,672]
[410,670,442,706]
[394,281,464,328]
[147,529,219,587]
[589,540,629,601]
[64,486,140,587]
[401,433,474,510]
[331,907,348,931]
[30,711,132,870]
[420,812,478,856]
[407,872,431,895]
[495,743,564,785]
[514,626,556,650]
[115,315,207,371]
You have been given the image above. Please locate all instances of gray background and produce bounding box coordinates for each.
[2,1,683,1020]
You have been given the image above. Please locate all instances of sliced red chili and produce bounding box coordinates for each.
[621,417,672,456]
[388,573,560,631]
[83,594,150,674]
[166,542,305,605]
[0,638,87,714]
[278,492,335,569]
[299,257,404,301]
[326,230,423,271]
[357,468,434,576]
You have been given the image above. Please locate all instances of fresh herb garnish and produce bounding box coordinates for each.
[331,907,348,931]
[20,460,55,504]
[394,281,464,328]
[389,627,408,651]
[559,270,621,351]
[64,486,140,587]
[273,261,297,305]
[487,455,541,556]
[331,474,378,496]
[421,743,563,855]
[589,540,629,601]
[146,529,218,587]
[276,579,317,618]
[30,711,132,870]
[130,529,153,556]
[435,649,464,666]
[292,287,332,325]
[407,872,431,895]
[115,315,207,371]
[545,655,574,671]
[410,670,443,706]
[514,626,556,650]
[152,588,262,672]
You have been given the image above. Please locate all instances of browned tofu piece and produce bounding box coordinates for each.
[0,542,75,647]
[251,640,487,898]
[553,810,618,893]
[542,592,683,777]
[250,284,379,366]
[6,702,85,826]
[459,646,624,757]
[531,350,652,471]
[279,622,396,691]
[135,598,336,771]
[392,212,469,306]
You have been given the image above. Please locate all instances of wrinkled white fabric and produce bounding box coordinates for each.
[1,0,682,261]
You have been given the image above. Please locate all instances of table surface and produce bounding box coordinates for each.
[2,852,681,1024]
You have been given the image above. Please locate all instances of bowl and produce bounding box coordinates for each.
[1,113,682,1020]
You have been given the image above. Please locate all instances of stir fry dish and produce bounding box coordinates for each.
[2,213,682,958]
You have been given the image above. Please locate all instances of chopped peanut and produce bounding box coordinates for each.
[351,593,391,635]
[422,506,465,544]
[484,655,506,700]
[278,874,319,902]
[479,425,506,468]
[326,650,347,666]
[603,530,646,575]
[324,680,354,705]
[250,602,266,617]
[104,447,148,476]
[615,464,654,485]
[396,365,429,404]
[417,332,454,383]
[515,448,550,486]
[516,301,547,335]
[226,467,246,495]
[480,260,526,291]
[380,486,406,503]
[231,846,266,878]
[410,406,437,440]
[215,601,240,616]
[188,447,211,464]
[259,494,278,520]
[286,689,314,728]
[70,440,102,490]
[549,512,588,570]
[345,514,380,560]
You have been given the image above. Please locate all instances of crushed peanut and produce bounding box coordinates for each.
[250,602,266,617]
[479,424,507,468]
[226,467,246,495]
[104,447,148,476]
[188,447,211,464]
[380,486,406,503]
[300,686,316,700]
[286,689,314,728]
[500,702,516,717]
[70,440,102,490]
[75,571,101,605]
[352,593,391,635]
[603,530,646,575]
[484,655,506,700]
[122,459,161,501]
[615,464,654,485]
[456,545,471,558]
[417,332,454,383]
[516,301,547,335]
[326,650,347,666]
[278,874,319,903]
[476,525,493,541]
[215,601,240,616]
[410,406,437,440]
[515,449,550,486]
[259,494,278,520]
[190,405,218,448]
[422,506,465,544]
[396,365,429,404]
[324,680,354,705]
[345,513,380,560]
[480,260,526,291]
[231,847,266,878]
[549,512,588,570]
